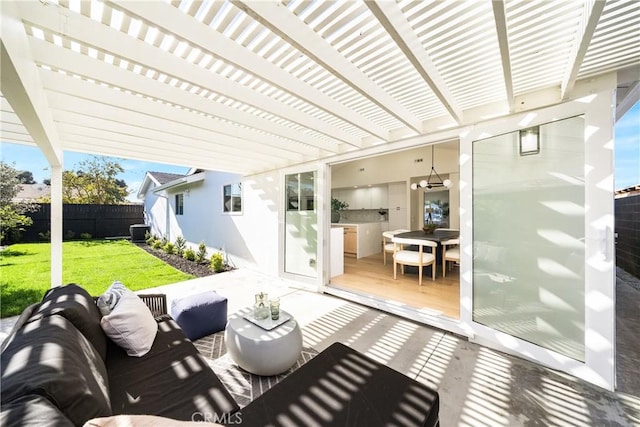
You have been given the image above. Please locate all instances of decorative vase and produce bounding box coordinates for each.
[331,210,340,223]
[254,292,269,320]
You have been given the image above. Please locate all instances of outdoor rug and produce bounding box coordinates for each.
[193,331,318,407]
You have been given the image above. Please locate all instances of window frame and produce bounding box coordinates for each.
[175,193,184,215]
[222,182,243,214]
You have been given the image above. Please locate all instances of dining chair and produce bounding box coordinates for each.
[382,229,410,265]
[441,238,460,278]
[392,237,438,285]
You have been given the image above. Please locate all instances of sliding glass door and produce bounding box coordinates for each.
[284,171,317,278]
[472,116,586,361]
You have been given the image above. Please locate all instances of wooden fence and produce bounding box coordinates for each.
[21,204,144,242]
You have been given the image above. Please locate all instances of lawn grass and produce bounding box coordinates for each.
[0,240,193,318]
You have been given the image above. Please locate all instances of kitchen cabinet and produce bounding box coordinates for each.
[344,226,357,257]
[334,223,382,259]
[370,185,388,209]
[333,189,355,209]
[388,182,407,230]
[353,188,369,209]
[332,185,388,210]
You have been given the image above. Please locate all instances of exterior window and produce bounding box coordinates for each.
[175,193,184,215]
[223,183,242,213]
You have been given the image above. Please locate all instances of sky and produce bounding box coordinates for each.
[0,146,189,203]
[614,101,640,190]
[1,102,639,200]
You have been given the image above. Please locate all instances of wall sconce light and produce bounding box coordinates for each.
[519,126,540,156]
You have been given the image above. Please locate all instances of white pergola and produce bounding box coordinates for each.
[1,0,639,285]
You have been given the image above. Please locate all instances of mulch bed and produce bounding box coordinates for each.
[135,243,216,278]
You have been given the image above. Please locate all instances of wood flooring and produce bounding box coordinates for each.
[329,252,460,319]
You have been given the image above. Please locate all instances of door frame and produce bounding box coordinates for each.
[460,79,617,390]
[280,164,324,289]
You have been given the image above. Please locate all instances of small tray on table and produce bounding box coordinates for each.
[243,310,292,331]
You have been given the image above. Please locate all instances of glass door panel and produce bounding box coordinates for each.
[473,116,585,361]
[284,171,317,277]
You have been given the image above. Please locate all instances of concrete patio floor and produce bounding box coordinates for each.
[2,268,638,426]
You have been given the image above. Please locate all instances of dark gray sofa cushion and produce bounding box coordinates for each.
[107,314,239,420]
[0,303,40,353]
[0,314,112,425]
[237,342,440,427]
[0,394,74,427]
[28,283,108,361]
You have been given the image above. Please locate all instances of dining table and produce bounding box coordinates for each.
[393,229,459,243]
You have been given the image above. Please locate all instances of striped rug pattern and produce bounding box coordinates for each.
[194,331,318,408]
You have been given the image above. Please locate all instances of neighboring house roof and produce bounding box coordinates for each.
[615,184,640,198]
[13,184,51,202]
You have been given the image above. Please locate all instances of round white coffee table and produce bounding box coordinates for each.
[224,308,303,376]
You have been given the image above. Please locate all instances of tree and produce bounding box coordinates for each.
[0,162,37,244]
[17,170,35,184]
[60,156,129,204]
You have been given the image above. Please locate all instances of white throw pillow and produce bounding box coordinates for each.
[96,281,129,316]
[100,291,158,357]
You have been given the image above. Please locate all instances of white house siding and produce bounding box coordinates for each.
[143,186,168,238]
[144,170,281,276]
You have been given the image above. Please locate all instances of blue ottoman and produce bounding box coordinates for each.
[170,291,228,340]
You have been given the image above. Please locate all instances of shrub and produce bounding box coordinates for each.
[195,241,207,263]
[152,239,163,249]
[64,230,76,241]
[210,252,225,273]
[174,236,186,257]
[0,205,32,244]
[80,232,92,240]
[163,242,175,254]
[144,231,155,245]
[183,248,196,261]
[39,230,51,242]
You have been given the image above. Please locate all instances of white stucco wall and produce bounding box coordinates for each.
[147,171,280,275]
[143,185,168,238]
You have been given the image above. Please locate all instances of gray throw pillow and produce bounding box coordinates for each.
[96,281,128,316]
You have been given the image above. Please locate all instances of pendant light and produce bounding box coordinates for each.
[410,145,453,190]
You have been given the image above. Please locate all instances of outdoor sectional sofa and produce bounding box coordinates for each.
[0,284,440,426]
